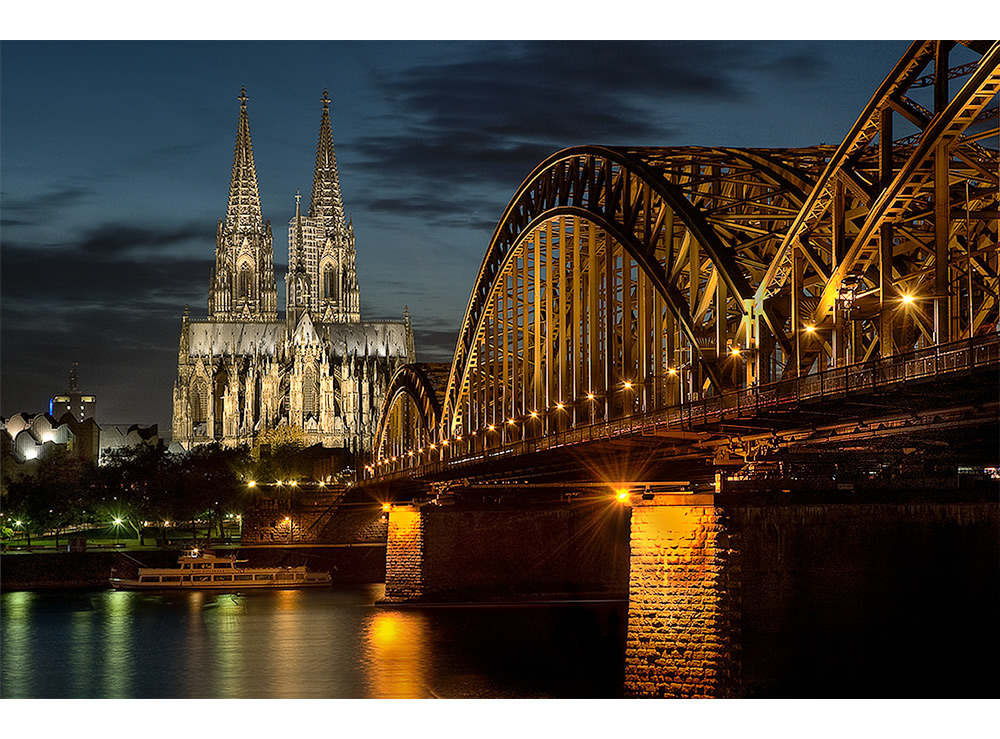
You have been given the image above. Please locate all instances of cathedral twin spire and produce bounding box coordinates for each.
[209,87,358,324]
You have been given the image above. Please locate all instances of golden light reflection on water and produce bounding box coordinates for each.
[361,610,432,698]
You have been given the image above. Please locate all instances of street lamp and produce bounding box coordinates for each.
[113,517,123,547]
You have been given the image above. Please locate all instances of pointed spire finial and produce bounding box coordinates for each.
[322,89,330,107]
[239,86,248,107]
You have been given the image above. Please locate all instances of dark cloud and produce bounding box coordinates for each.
[0,227,213,310]
[76,222,205,256]
[1,186,93,217]
[414,327,458,363]
[349,40,829,229]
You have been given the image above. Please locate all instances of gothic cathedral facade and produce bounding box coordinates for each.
[172,89,415,454]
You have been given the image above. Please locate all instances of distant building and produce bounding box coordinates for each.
[171,89,414,454]
[49,363,96,423]
[1,412,159,466]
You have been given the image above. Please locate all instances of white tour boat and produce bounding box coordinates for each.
[110,548,332,590]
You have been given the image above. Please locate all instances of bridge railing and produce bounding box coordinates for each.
[371,333,999,481]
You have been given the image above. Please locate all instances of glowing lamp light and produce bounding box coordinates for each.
[902,293,915,305]
[113,518,123,526]
[615,489,630,503]
[804,325,816,334]
[508,418,516,425]
[668,367,678,376]
[622,381,633,390]
[530,411,538,418]
[248,480,256,488]
[488,424,496,431]
[587,393,596,401]
[382,503,392,512]
[556,403,564,410]
[730,346,742,357]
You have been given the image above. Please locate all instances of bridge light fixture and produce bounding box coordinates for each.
[290,480,298,487]
[276,480,283,487]
[430,443,437,449]
[622,381,633,390]
[586,393,595,401]
[615,489,630,503]
[901,293,915,305]
[408,450,414,456]
[556,402,565,411]
[508,418,516,425]
[382,503,392,512]
[248,480,256,488]
[530,410,538,418]
[441,439,448,446]
[804,325,816,334]
[488,424,496,431]
[668,367,678,376]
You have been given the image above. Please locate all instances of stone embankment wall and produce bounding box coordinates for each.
[624,500,1000,698]
[242,486,387,545]
[384,501,631,602]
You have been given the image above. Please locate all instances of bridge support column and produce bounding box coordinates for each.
[625,496,741,698]
[383,498,631,603]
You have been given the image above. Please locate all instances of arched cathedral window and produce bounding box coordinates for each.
[323,266,336,299]
[238,265,254,300]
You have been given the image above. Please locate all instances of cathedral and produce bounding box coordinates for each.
[171,89,414,454]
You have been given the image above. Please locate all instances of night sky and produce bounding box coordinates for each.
[1,35,914,432]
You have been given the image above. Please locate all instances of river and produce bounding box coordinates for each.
[0,586,626,699]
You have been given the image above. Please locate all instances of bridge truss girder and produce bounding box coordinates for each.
[371,40,999,472]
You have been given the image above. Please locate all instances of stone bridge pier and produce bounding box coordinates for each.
[625,493,999,698]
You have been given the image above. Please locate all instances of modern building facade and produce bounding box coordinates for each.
[171,89,414,454]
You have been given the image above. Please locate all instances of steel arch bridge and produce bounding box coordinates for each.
[371,40,999,477]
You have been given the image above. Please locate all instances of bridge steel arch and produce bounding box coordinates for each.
[437,144,836,447]
[372,363,446,471]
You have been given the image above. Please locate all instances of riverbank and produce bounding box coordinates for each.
[0,544,386,591]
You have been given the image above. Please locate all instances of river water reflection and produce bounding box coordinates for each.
[1,587,626,699]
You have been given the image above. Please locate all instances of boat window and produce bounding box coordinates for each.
[214,562,232,569]
[139,576,160,583]
[162,576,181,582]
[234,574,252,581]
[182,564,191,569]
[254,574,274,580]
[182,575,191,582]
[213,575,233,581]
[194,562,211,569]
[193,575,211,582]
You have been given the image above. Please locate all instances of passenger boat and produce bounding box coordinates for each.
[109,548,332,590]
